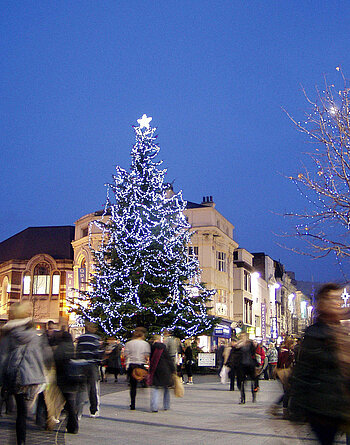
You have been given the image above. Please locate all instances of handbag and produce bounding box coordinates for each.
[173,374,184,398]
[131,367,148,382]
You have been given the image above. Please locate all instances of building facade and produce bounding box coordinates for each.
[0,226,75,328]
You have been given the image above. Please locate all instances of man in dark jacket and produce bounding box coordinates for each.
[226,339,242,391]
[289,283,350,444]
[76,322,103,418]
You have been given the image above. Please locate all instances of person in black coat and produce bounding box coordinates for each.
[289,283,350,445]
[54,331,79,434]
[236,333,257,404]
[226,339,242,391]
[148,336,175,412]
[184,340,194,384]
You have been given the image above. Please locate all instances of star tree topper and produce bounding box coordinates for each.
[137,114,152,129]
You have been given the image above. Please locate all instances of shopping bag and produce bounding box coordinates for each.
[173,374,184,397]
[220,365,229,384]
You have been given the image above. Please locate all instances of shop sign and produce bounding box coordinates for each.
[246,326,255,335]
[271,316,278,339]
[78,268,86,291]
[214,324,231,338]
[261,303,266,340]
[198,353,216,367]
[66,271,74,299]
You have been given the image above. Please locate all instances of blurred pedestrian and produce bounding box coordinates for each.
[268,336,294,419]
[184,339,194,384]
[148,335,175,412]
[266,343,278,380]
[105,338,123,382]
[76,322,103,418]
[236,333,257,404]
[163,329,182,368]
[124,327,150,410]
[0,302,46,445]
[289,283,350,444]
[54,330,79,434]
[226,339,242,391]
[216,341,225,375]
[253,340,265,392]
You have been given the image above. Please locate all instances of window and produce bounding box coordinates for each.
[255,315,260,328]
[217,289,227,303]
[33,263,50,295]
[244,270,251,292]
[188,246,199,259]
[216,251,226,272]
[82,227,88,238]
[244,298,253,325]
[233,251,238,261]
[52,273,60,295]
[1,277,9,312]
[23,273,31,295]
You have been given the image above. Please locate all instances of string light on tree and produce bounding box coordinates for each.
[75,115,217,339]
[283,67,350,278]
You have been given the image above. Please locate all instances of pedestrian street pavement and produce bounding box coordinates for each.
[67,376,348,445]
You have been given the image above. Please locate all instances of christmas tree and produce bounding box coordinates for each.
[77,115,216,339]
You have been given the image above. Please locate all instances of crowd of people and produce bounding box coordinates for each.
[1,282,350,445]
[0,312,197,445]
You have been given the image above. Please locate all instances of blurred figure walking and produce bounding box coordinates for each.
[236,333,257,404]
[266,343,278,380]
[290,283,350,444]
[184,340,194,384]
[0,302,46,445]
[76,322,103,418]
[226,339,242,391]
[54,330,79,434]
[148,335,175,412]
[124,327,150,410]
[268,337,294,419]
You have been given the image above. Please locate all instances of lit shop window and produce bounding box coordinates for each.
[23,274,31,295]
[216,252,226,272]
[52,273,60,295]
[33,263,50,295]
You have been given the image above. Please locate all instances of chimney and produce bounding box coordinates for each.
[201,195,215,208]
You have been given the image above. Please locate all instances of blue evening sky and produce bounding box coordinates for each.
[1,1,350,282]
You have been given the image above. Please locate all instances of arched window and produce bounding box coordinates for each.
[23,273,31,295]
[1,276,9,313]
[33,263,50,295]
[52,272,60,295]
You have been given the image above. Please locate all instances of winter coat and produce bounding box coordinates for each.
[0,318,46,393]
[226,346,242,369]
[149,342,175,387]
[54,332,77,393]
[107,343,122,370]
[255,345,266,366]
[267,347,278,364]
[240,341,256,369]
[289,321,350,422]
[184,346,193,364]
[277,347,294,369]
